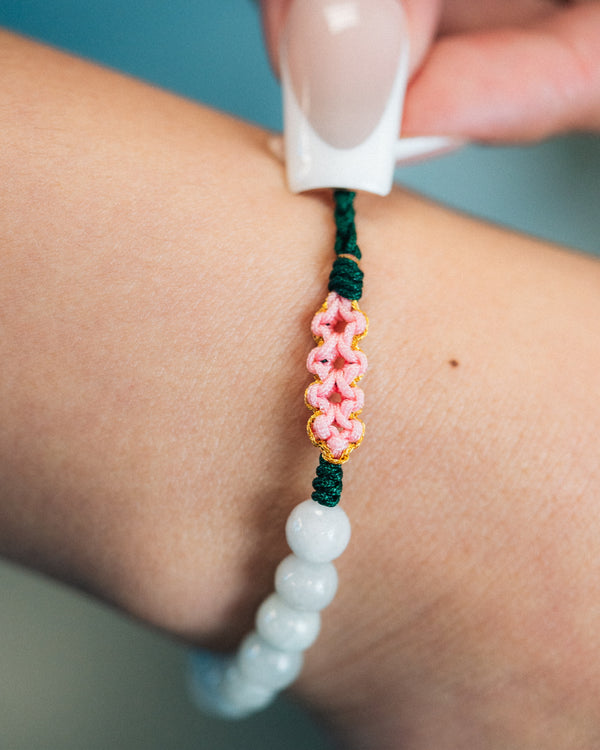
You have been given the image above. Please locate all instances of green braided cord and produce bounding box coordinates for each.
[329,189,363,300]
[312,455,344,507]
[333,189,361,260]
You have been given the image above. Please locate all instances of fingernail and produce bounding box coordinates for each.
[281,0,409,195]
[394,135,468,165]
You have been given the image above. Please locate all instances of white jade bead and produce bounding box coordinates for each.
[220,664,275,716]
[286,499,351,563]
[275,554,338,611]
[188,651,276,719]
[237,632,304,690]
[256,593,321,651]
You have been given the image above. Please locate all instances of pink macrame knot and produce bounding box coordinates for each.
[306,292,368,464]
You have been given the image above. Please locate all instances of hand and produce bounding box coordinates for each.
[260,0,600,142]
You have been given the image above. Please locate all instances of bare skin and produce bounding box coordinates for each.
[1,31,600,750]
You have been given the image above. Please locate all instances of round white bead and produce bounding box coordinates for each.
[188,650,229,716]
[237,632,303,690]
[285,499,351,563]
[275,554,338,611]
[256,593,321,651]
[188,651,271,719]
[220,664,275,716]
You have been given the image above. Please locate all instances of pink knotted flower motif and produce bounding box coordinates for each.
[306,292,368,463]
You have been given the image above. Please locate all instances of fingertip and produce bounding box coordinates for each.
[401,0,444,75]
[259,0,293,76]
[260,0,442,80]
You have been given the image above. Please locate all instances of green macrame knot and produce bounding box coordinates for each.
[312,455,344,507]
[328,256,364,301]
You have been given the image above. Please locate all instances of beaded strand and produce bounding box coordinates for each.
[189,190,368,718]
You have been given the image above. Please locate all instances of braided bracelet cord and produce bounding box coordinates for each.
[189,190,368,718]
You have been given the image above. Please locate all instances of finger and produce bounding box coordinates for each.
[259,0,443,77]
[439,0,565,35]
[402,3,600,141]
[403,0,445,74]
[259,0,291,74]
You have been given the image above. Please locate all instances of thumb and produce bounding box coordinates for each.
[259,0,443,78]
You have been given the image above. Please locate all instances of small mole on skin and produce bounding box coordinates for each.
[449,359,459,368]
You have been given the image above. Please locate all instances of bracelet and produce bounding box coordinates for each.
[189,189,368,718]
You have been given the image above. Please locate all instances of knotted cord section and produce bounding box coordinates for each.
[306,291,368,464]
[311,455,344,507]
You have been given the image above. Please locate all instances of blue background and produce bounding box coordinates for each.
[1,2,599,749]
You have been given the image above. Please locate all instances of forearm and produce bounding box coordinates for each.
[2,30,600,748]
[0,30,353,635]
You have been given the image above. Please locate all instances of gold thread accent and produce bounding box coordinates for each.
[336,253,362,268]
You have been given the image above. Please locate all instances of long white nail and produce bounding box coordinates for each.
[281,0,409,195]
